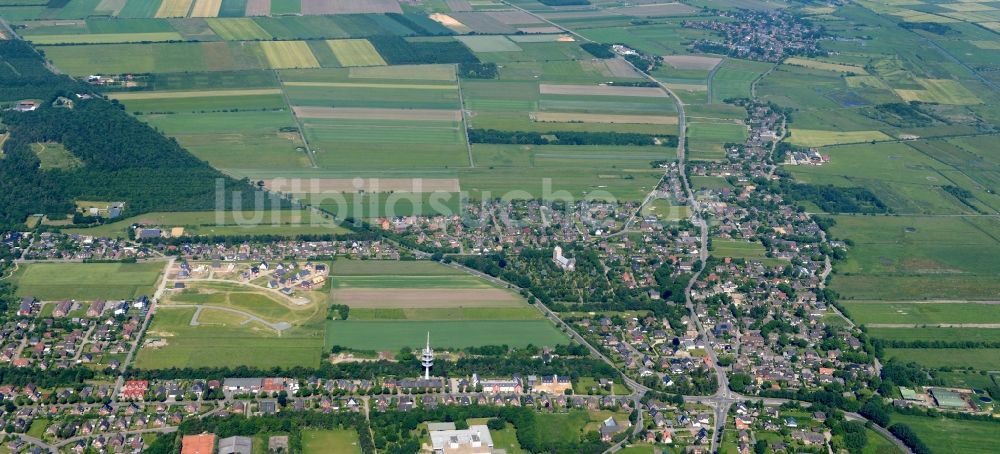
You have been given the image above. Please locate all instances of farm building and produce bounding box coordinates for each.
[931,388,968,410]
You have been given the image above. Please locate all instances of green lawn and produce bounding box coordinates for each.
[325,320,568,351]
[11,262,164,300]
[301,429,361,454]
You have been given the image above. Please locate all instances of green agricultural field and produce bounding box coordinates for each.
[710,59,775,103]
[889,413,1000,454]
[26,32,184,44]
[11,262,164,300]
[325,320,568,351]
[333,274,494,289]
[840,302,1000,325]
[895,79,982,105]
[787,129,892,147]
[457,35,523,52]
[331,260,465,276]
[140,110,313,173]
[326,39,386,67]
[789,141,983,216]
[63,209,345,238]
[305,192,464,219]
[868,328,1000,343]
[206,18,272,40]
[302,429,361,454]
[883,348,1000,370]
[304,118,468,170]
[349,307,543,321]
[41,41,268,75]
[710,239,775,262]
[260,40,320,69]
[687,121,747,159]
[463,143,671,202]
[135,307,324,369]
[829,215,1000,300]
[110,88,286,113]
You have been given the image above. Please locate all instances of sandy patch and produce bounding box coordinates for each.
[662,55,722,70]
[293,106,461,121]
[263,178,461,193]
[429,13,472,33]
[540,83,668,97]
[336,288,523,308]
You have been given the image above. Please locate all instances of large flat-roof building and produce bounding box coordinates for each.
[429,424,493,454]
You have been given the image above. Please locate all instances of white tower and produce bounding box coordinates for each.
[421,332,434,380]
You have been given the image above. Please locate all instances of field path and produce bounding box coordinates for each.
[275,70,318,168]
[456,66,475,168]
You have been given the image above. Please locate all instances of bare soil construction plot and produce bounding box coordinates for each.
[245,0,270,15]
[300,0,401,14]
[663,55,723,70]
[540,84,668,97]
[530,112,677,125]
[293,106,461,121]
[263,178,461,193]
[336,288,523,308]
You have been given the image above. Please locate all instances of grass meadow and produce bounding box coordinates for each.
[325,320,568,351]
[135,307,324,369]
[841,302,1000,325]
[883,348,1000,370]
[12,262,164,300]
[889,413,1000,454]
[327,260,567,350]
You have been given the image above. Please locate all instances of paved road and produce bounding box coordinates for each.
[114,258,173,398]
